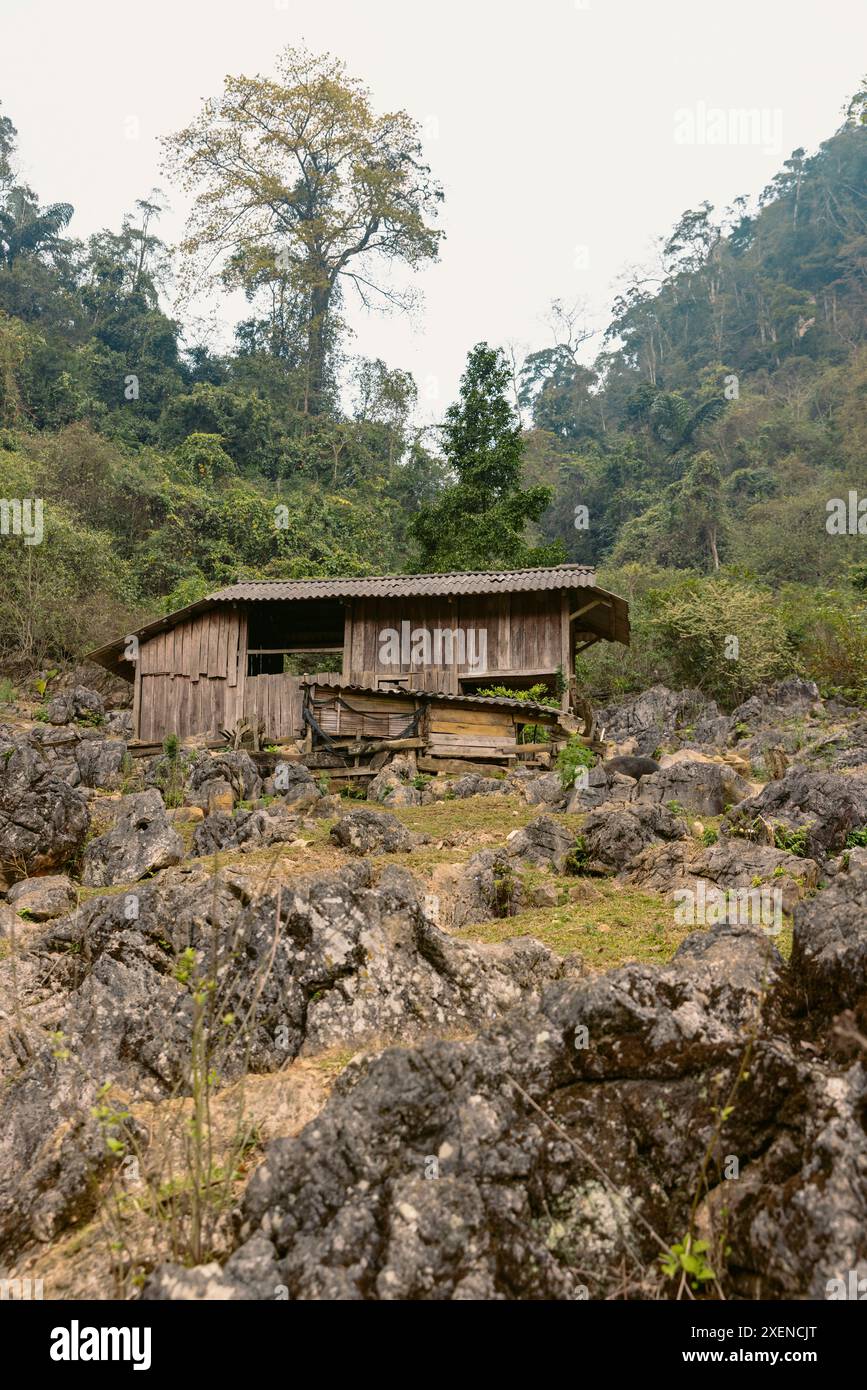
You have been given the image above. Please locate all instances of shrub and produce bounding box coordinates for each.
[556,736,595,789]
[643,578,796,708]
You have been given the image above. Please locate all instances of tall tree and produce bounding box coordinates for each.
[163,46,444,414]
[410,343,565,572]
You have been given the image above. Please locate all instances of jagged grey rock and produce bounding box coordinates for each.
[74,737,127,790]
[146,925,801,1301]
[725,767,867,860]
[7,873,77,921]
[81,789,183,886]
[577,801,687,872]
[192,805,302,857]
[330,808,416,856]
[623,837,819,914]
[598,685,717,758]
[505,815,580,873]
[633,758,752,817]
[187,750,262,806]
[789,865,867,1027]
[0,739,90,889]
[44,685,105,726]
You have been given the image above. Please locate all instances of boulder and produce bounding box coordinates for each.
[74,738,127,790]
[564,765,634,813]
[192,805,302,857]
[7,873,77,921]
[598,685,718,758]
[505,815,580,873]
[633,758,752,817]
[520,771,567,809]
[0,899,20,937]
[789,865,867,1028]
[187,750,262,807]
[729,677,823,735]
[440,774,508,800]
[602,754,660,781]
[0,1052,138,1259]
[147,925,791,1301]
[81,789,183,886]
[44,685,105,726]
[330,808,416,856]
[624,836,819,914]
[273,761,323,812]
[30,861,572,1106]
[725,767,867,860]
[0,740,90,889]
[368,754,416,806]
[577,802,687,872]
[104,710,133,739]
[431,849,522,928]
[206,779,235,816]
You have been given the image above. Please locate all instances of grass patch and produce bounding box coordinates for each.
[388,793,536,839]
[462,880,686,968]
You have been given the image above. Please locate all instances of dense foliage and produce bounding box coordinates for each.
[0,56,864,706]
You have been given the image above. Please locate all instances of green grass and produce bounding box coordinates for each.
[461,878,684,968]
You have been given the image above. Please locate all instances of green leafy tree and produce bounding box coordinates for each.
[410,343,565,572]
[163,46,444,414]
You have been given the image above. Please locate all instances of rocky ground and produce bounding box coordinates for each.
[0,676,865,1300]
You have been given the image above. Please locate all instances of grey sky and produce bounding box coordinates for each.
[3,0,866,420]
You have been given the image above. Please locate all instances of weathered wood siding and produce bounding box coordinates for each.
[137,607,245,741]
[344,594,564,691]
[241,674,303,742]
[311,685,419,741]
[307,683,558,758]
[136,591,574,743]
[427,703,518,757]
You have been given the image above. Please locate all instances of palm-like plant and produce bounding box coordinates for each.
[0,185,74,267]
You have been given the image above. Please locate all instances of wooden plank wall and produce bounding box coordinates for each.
[312,687,418,741]
[137,607,243,742]
[427,703,518,755]
[308,684,558,755]
[345,593,564,690]
[136,592,574,743]
[242,674,303,741]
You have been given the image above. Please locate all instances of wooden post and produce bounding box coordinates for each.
[132,657,143,741]
[560,592,572,713]
[342,600,354,680]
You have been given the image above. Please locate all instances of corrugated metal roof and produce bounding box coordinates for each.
[207,565,599,602]
[305,681,562,719]
[87,564,630,677]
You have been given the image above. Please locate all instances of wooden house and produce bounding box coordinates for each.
[88,565,629,765]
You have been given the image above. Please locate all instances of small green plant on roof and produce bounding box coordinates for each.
[477,682,558,743]
[556,736,595,790]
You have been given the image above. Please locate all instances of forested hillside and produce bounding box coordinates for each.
[0,53,864,706]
